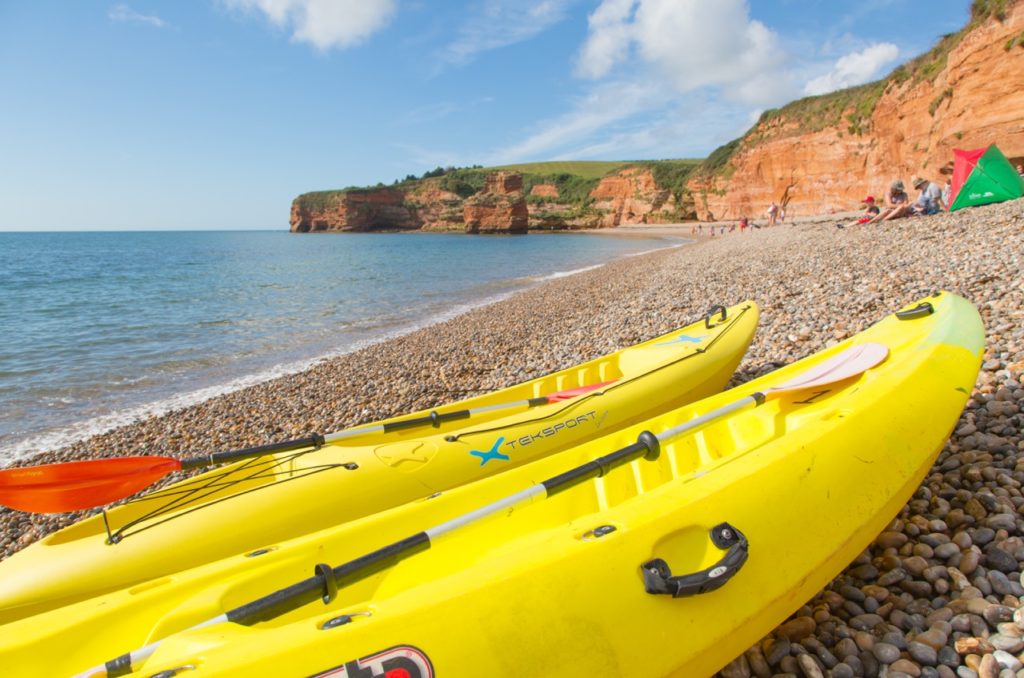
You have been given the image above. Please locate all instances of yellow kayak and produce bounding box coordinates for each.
[0,302,758,623]
[1,293,981,678]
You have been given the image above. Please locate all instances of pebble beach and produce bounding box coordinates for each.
[3,199,1023,678]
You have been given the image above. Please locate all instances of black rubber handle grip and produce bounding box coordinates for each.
[705,305,727,330]
[641,522,748,598]
[895,302,934,321]
[382,409,471,433]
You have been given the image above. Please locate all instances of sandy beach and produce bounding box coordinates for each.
[3,200,1023,676]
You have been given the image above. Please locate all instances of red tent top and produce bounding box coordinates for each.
[950,147,987,205]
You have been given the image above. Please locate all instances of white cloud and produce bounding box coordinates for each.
[489,80,670,162]
[440,0,574,66]
[108,5,167,28]
[224,0,396,51]
[574,0,794,106]
[803,43,899,96]
[574,0,636,79]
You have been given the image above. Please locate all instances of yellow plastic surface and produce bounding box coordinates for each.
[0,293,982,678]
[0,303,758,624]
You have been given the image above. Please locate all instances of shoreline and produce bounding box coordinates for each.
[1,199,1022,677]
[0,233,685,465]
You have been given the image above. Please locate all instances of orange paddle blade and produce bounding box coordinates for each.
[546,380,616,402]
[0,456,182,513]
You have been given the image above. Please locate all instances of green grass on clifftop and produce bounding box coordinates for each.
[489,160,629,179]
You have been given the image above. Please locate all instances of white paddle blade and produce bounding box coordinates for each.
[770,342,889,395]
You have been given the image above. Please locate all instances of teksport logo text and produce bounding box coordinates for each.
[469,410,606,465]
[312,645,434,678]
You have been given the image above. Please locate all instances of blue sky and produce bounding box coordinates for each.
[0,1,969,230]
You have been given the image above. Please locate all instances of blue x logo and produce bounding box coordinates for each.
[657,333,702,346]
[470,437,510,466]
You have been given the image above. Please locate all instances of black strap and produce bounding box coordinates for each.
[641,522,748,598]
[705,305,727,329]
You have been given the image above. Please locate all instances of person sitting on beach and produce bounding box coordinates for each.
[876,180,912,222]
[884,176,945,220]
[941,179,952,209]
[1017,164,1024,178]
[836,196,880,229]
[908,176,946,215]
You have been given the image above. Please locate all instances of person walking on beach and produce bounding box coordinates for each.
[766,202,780,226]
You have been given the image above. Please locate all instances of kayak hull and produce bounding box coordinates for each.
[0,303,758,623]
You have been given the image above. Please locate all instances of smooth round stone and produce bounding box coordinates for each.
[937,645,960,667]
[879,531,911,549]
[831,662,855,678]
[984,605,1015,626]
[988,571,1018,596]
[746,647,772,678]
[936,543,963,559]
[796,653,824,678]
[834,638,859,659]
[985,514,1017,532]
[978,653,1000,678]
[906,556,931,576]
[854,631,875,652]
[986,546,1019,573]
[961,550,982,575]
[992,650,1023,672]
[841,584,867,603]
[872,641,902,664]
[973,528,997,547]
[851,563,880,580]
[987,634,1024,653]
[720,655,752,678]
[909,640,940,665]
[916,627,950,650]
[864,585,891,601]
[883,631,909,651]
[880,568,909,587]
[954,532,974,549]
[776,617,817,641]
[851,613,885,631]
[892,658,924,676]
[765,637,791,665]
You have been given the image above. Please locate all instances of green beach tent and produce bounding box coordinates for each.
[949,144,1024,212]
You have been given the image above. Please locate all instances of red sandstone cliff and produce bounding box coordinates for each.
[687,2,1024,220]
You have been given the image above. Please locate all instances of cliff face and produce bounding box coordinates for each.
[463,172,528,234]
[688,3,1024,220]
[291,166,692,233]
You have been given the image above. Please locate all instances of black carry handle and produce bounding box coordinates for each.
[381,409,471,433]
[895,302,934,321]
[641,522,748,598]
[705,305,727,330]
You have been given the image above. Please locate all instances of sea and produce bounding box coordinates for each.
[0,230,680,463]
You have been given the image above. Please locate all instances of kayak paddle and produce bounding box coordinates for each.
[0,381,614,514]
[79,343,887,678]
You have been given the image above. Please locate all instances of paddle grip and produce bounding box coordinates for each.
[641,523,748,598]
[178,434,326,471]
[543,431,660,497]
[226,533,431,626]
[382,409,471,433]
